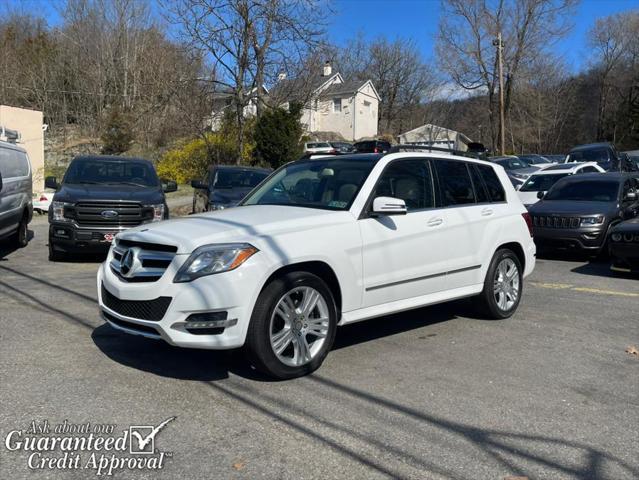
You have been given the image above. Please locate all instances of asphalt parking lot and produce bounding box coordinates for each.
[1,215,638,479]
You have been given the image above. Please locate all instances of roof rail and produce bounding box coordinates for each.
[388,144,484,160]
[0,125,21,144]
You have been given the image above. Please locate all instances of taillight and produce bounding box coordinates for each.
[40,195,48,201]
[373,147,379,153]
[522,212,533,237]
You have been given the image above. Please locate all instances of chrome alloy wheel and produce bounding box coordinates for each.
[493,258,520,311]
[269,286,330,367]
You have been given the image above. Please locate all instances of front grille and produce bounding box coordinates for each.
[66,202,152,227]
[532,215,580,229]
[101,284,171,321]
[110,241,176,283]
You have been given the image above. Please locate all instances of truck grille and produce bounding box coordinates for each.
[101,284,171,321]
[66,202,152,227]
[532,215,580,229]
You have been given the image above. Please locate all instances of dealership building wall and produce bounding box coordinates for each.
[0,105,45,190]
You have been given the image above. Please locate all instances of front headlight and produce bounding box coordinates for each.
[174,243,258,283]
[52,201,72,221]
[580,216,604,226]
[145,203,165,222]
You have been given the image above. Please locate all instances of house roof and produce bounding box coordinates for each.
[320,80,369,97]
[270,73,342,103]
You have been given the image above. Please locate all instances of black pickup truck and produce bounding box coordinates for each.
[46,155,176,261]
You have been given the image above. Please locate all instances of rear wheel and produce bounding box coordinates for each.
[245,271,337,379]
[477,249,523,319]
[12,214,28,248]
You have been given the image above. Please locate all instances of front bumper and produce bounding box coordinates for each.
[97,249,268,350]
[533,226,606,252]
[49,223,127,252]
[609,242,639,273]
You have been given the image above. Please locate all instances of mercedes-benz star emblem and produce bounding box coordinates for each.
[120,249,135,276]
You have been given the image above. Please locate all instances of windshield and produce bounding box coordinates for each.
[306,142,330,149]
[567,148,610,163]
[520,173,569,192]
[520,155,550,165]
[545,180,619,202]
[496,158,528,170]
[241,159,375,210]
[212,169,269,189]
[63,159,159,186]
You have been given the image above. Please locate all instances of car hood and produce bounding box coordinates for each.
[611,217,639,233]
[117,205,353,254]
[529,200,616,216]
[210,187,253,206]
[54,184,164,204]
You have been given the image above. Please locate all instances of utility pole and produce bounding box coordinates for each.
[493,32,506,155]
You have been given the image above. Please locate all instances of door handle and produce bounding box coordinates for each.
[481,208,494,216]
[427,217,443,227]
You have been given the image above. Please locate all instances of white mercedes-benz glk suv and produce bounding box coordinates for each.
[98,150,535,379]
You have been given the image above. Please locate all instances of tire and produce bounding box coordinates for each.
[245,271,338,379]
[48,240,64,262]
[12,214,28,248]
[476,248,523,319]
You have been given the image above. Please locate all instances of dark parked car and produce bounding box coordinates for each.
[329,141,355,154]
[492,156,540,187]
[354,140,391,154]
[518,154,552,166]
[529,172,639,255]
[0,139,33,248]
[191,165,270,213]
[46,155,176,261]
[608,218,639,273]
[565,142,636,171]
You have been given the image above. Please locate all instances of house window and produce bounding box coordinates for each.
[333,98,342,113]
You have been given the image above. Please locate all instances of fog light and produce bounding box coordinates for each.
[184,311,236,329]
[54,228,69,238]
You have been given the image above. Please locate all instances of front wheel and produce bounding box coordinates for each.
[245,271,338,379]
[477,249,523,319]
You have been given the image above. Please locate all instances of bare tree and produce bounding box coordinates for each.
[436,0,577,151]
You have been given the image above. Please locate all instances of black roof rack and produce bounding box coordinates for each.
[388,144,485,160]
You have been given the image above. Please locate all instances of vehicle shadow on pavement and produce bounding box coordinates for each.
[0,229,35,261]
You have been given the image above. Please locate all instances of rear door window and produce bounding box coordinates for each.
[434,159,475,206]
[477,165,506,202]
[0,148,29,178]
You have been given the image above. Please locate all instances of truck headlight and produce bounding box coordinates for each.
[146,203,165,222]
[51,201,72,221]
[580,216,604,226]
[174,243,258,282]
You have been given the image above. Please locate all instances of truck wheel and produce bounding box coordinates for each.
[48,240,64,262]
[12,214,28,248]
[477,249,523,319]
[245,271,337,379]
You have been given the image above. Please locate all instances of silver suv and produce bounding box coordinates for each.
[0,140,33,248]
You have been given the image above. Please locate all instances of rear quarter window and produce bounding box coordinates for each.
[477,164,506,202]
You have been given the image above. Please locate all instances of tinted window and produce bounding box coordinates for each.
[0,148,29,178]
[496,158,528,170]
[306,142,330,149]
[567,148,610,163]
[63,158,159,187]
[434,160,475,206]
[373,159,434,211]
[477,165,506,202]
[469,165,489,202]
[520,173,569,192]
[545,180,619,202]
[242,158,375,210]
[212,169,268,188]
[579,167,599,173]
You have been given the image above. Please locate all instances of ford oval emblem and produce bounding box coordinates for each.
[101,210,119,219]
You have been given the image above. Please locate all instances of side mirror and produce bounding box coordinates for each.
[45,176,58,190]
[162,180,178,193]
[372,196,407,216]
[537,191,545,200]
[191,179,207,190]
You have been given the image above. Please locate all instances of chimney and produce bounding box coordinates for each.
[323,61,332,77]
[277,71,287,81]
